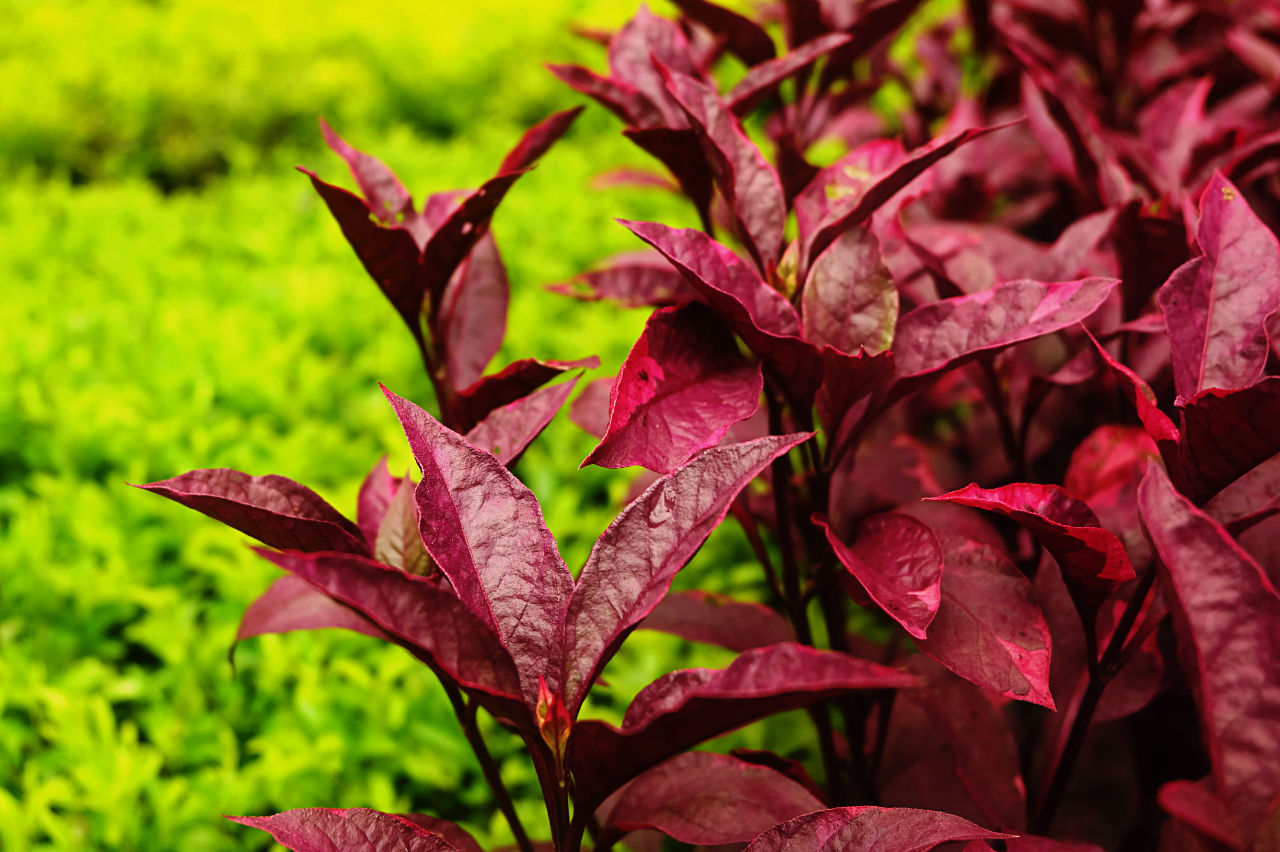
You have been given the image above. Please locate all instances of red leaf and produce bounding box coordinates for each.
[546,63,661,126]
[802,227,898,355]
[915,534,1055,708]
[385,386,573,711]
[319,119,413,225]
[583,302,763,472]
[930,483,1136,589]
[440,232,508,390]
[817,513,943,640]
[668,0,776,66]
[235,575,389,644]
[454,355,601,431]
[604,752,824,845]
[1177,377,1280,503]
[562,433,810,714]
[465,374,580,467]
[638,589,796,651]
[1158,172,1280,400]
[1086,333,1182,469]
[1138,464,1280,843]
[744,806,1011,852]
[727,34,851,116]
[228,808,461,851]
[137,469,367,555]
[373,476,431,576]
[395,816,484,852]
[608,6,697,128]
[497,106,583,175]
[549,251,696,308]
[1158,778,1244,850]
[569,376,614,439]
[815,346,895,445]
[356,458,402,549]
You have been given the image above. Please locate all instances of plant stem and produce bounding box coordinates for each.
[443,684,535,852]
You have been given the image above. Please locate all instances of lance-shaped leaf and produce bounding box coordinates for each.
[563,432,809,713]
[384,386,573,709]
[374,476,431,575]
[727,33,852,116]
[570,376,614,439]
[1158,173,1280,401]
[608,5,697,128]
[891,277,1118,396]
[1178,377,1280,502]
[622,221,822,399]
[497,106,583,175]
[319,119,413,224]
[258,550,524,717]
[1086,332,1181,466]
[604,752,824,845]
[638,590,796,651]
[356,458,402,548]
[744,806,1011,852]
[1138,464,1280,843]
[395,816,483,852]
[802,226,897,355]
[547,63,662,126]
[137,469,368,555]
[466,374,581,467]
[439,232,508,391]
[235,574,389,645]
[816,346,895,442]
[625,127,716,228]
[228,808,460,852]
[817,513,942,640]
[549,251,696,308]
[454,355,600,431]
[930,483,1136,589]
[659,65,787,270]
[914,534,1055,708]
[669,0,775,66]
[583,302,763,472]
[569,643,917,811]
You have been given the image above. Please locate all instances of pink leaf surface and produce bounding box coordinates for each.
[583,302,763,472]
[547,63,661,126]
[385,387,573,710]
[802,227,898,354]
[373,476,431,575]
[569,642,917,811]
[1177,377,1280,502]
[569,376,614,439]
[605,752,824,845]
[744,806,1011,852]
[228,808,460,851]
[1158,778,1244,850]
[638,590,796,651]
[549,251,696,307]
[465,374,580,467]
[668,0,776,66]
[1158,173,1280,400]
[727,33,851,116]
[235,575,389,644]
[497,106,583,175]
[608,5,697,128]
[915,534,1055,708]
[454,355,600,431]
[395,816,484,852]
[137,469,367,555]
[356,458,402,549]
[817,513,943,640]
[319,119,413,224]
[930,483,1136,589]
[562,433,810,714]
[439,232,508,390]
[1138,464,1280,843]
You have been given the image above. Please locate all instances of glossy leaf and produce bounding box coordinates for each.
[583,302,763,472]
[235,574,389,644]
[1158,172,1280,400]
[744,806,1011,852]
[385,386,573,709]
[802,226,897,354]
[228,808,460,851]
[638,589,796,651]
[137,469,367,555]
[817,513,942,640]
[465,374,581,467]
[562,433,810,713]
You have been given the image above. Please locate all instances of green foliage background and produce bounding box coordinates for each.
[0,0,807,848]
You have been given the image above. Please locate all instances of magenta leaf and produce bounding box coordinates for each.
[744,806,1012,852]
[727,33,852,116]
[1177,377,1280,502]
[915,534,1055,708]
[395,816,484,852]
[638,589,796,651]
[892,277,1118,392]
[235,574,389,644]
[569,376,614,439]
[228,808,461,851]
[562,433,810,714]
[604,752,824,845]
[659,65,787,270]
[1158,172,1280,400]
[801,226,897,355]
[546,63,662,126]
[454,355,600,431]
[929,483,1136,589]
[319,119,413,224]
[465,374,581,467]
[439,232,508,390]
[1087,333,1182,468]
[356,458,402,549]
[608,5,698,128]
[497,106,583,175]
[583,302,763,472]
[549,251,696,308]
[569,643,917,811]
[815,346,895,442]
[373,475,431,575]
[1138,463,1280,843]
[384,386,573,710]
[137,469,367,555]
[256,550,524,719]
[1158,778,1243,850]
[669,0,775,65]
[621,221,822,400]
[817,513,942,640]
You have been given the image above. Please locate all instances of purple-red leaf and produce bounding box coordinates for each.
[1138,463,1280,843]
[319,120,413,224]
[228,808,460,852]
[727,34,851,116]
[817,513,942,640]
[569,642,917,810]
[1158,172,1280,400]
[454,355,600,431]
[930,483,1136,589]
[915,534,1055,708]
[1087,333,1182,467]
[465,374,581,467]
[395,816,484,852]
[547,63,661,126]
[235,574,389,644]
[583,302,763,472]
[744,806,1012,852]
[604,752,824,845]
[562,433,810,714]
[439,232,508,390]
[497,106,583,175]
[802,226,897,354]
[385,386,573,710]
[608,5,697,128]
[373,476,431,575]
[1177,377,1280,503]
[356,458,402,549]
[669,0,776,66]
[137,469,367,555]
[549,251,696,308]
[638,589,796,651]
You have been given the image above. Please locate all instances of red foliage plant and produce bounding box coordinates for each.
[141,1,1280,849]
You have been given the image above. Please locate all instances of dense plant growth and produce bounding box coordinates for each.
[142,0,1280,848]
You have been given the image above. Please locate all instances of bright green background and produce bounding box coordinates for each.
[0,0,806,848]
